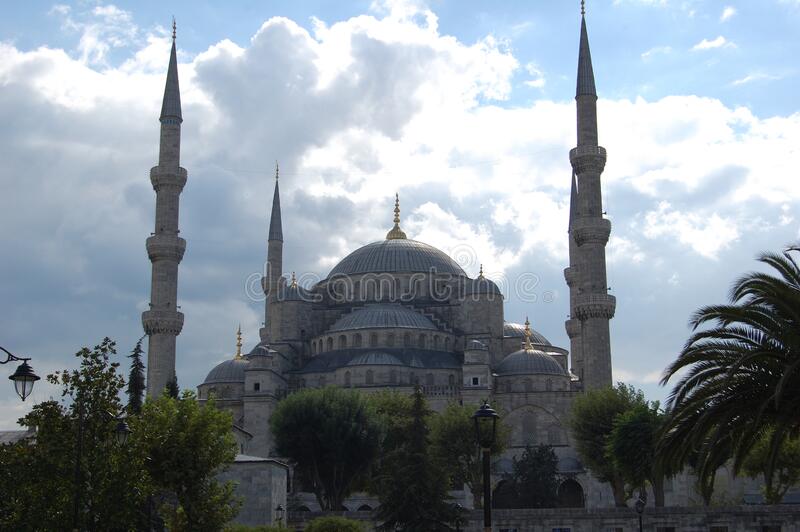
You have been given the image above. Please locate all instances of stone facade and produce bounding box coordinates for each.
[216,455,289,527]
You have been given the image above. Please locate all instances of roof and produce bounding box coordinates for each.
[248,341,279,357]
[327,239,466,278]
[503,322,552,346]
[160,38,182,122]
[0,430,34,445]
[464,276,502,296]
[278,281,312,302]
[329,304,437,332]
[295,348,461,374]
[203,357,250,384]
[495,349,567,377]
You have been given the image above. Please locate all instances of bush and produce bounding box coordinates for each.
[225,525,288,532]
[305,516,365,532]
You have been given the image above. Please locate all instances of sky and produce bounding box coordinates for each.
[1,0,799,428]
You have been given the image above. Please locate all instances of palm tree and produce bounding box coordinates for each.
[659,245,800,498]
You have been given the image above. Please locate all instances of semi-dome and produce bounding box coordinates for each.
[346,351,405,366]
[464,275,502,296]
[503,322,552,346]
[296,348,460,373]
[495,349,567,377]
[327,239,466,278]
[203,357,249,384]
[329,304,438,332]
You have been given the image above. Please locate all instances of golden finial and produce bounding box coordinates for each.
[172,17,176,41]
[386,193,407,240]
[275,160,279,181]
[290,271,297,287]
[235,324,243,359]
[523,316,533,351]
[478,264,484,278]
[581,0,585,16]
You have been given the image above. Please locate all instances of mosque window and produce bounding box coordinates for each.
[433,336,440,349]
[370,333,378,347]
[418,334,426,348]
[426,373,434,385]
[354,280,361,301]
[254,382,260,392]
[403,332,411,346]
[366,370,374,385]
[311,342,316,355]
[445,337,451,350]
[354,333,363,347]
[387,333,395,347]
[394,278,401,301]
[472,377,480,386]
[344,371,351,387]
[338,335,347,349]
[326,338,334,351]
[448,374,455,387]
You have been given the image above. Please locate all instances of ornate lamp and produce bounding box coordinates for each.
[2,347,40,401]
[472,400,499,532]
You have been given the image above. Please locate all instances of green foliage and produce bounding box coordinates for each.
[305,516,365,532]
[742,428,800,504]
[659,245,800,497]
[271,387,381,511]
[430,401,509,508]
[127,335,146,414]
[374,388,456,531]
[135,390,239,531]
[0,338,148,530]
[225,525,288,532]
[569,382,646,506]
[165,374,180,399]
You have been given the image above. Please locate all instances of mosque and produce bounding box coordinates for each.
[142,7,619,510]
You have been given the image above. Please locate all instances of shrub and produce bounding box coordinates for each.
[305,515,365,532]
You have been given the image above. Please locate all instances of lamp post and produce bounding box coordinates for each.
[473,400,499,532]
[0,346,40,401]
[453,502,465,532]
[275,503,285,526]
[634,489,646,532]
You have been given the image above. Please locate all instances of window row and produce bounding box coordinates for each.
[311,332,452,353]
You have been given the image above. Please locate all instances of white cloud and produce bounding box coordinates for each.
[641,45,671,61]
[642,201,740,259]
[732,72,782,86]
[691,35,735,51]
[720,6,737,21]
[523,62,545,89]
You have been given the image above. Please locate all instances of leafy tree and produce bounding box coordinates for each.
[0,338,148,530]
[374,388,456,531]
[305,516,365,532]
[430,402,509,508]
[270,387,381,511]
[659,245,800,494]
[493,444,560,509]
[742,428,800,504]
[165,374,180,399]
[569,382,646,506]
[135,390,240,531]
[607,403,670,506]
[127,335,146,414]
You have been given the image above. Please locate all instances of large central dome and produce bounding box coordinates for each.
[327,239,466,278]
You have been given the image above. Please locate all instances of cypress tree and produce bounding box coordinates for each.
[126,336,146,414]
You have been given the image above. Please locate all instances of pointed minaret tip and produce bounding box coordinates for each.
[268,164,283,242]
[576,2,597,98]
[386,193,407,240]
[160,17,182,123]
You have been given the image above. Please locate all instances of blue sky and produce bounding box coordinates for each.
[1,0,799,427]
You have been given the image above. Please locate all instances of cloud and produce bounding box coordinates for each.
[642,201,740,259]
[523,62,545,89]
[720,6,737,21]
[641,46,671,61]
[691,35,735,51]
[49,3,140,65]
[732,72,782,86]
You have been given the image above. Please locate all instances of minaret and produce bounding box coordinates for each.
[565,2,615,390]
[142,21,187,398]
[260,163,283,342]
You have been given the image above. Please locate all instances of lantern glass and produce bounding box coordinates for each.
[472,401,499,448]
[115,419,131,445]
[10,361,40,401]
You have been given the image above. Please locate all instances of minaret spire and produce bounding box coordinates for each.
[143,24,188,398]
[268,163,283,242]
[261,162,284,342]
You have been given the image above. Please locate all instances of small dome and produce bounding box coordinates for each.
[346,351,405,366]
[466,340,488,351]
[464,276,502,296]
[329,304,437,332]
[248,341,279,357]
[327,239,466,278]
[203,357,249,384]
[277,278,312,302]
[495,349,567,376]
[503,322,552,346]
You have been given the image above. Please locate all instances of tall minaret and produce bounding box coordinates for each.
[260,163,283,342]
[565,2,615,390]
[142,21,187,398]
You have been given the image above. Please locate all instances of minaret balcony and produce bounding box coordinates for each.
[142,309,184,335]
[573,293,616,320]
[571,217,611,245]
[146,234,186,262]
[564,266,579,287]
[569,145,606,174]
[150,165,188,191]
[564,318,581,339]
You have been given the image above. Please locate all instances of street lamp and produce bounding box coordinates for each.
[634,489,647,532]
[275,503,285,525]
[472,400,499,532]
[453,502,465,532]
[1,346,40,401]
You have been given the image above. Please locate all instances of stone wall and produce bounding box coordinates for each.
[217,455,288,527]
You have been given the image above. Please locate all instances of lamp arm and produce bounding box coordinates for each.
[0,346,30,364]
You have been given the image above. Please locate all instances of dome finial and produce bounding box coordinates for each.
[290,271,297,287]
[523,316,533,351]
[235,324,243,359]
[386,193,407,240]
[478,264,484,278]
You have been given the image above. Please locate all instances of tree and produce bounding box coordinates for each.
[305,516,365,532]
[135,390,240,531]
[374,388,456,531]
[430,402,509,508]
[569,382,646,506]
[0,338,148,530]
[165,374,180,399]
[270,387,381,511]
[659,245,800,494]
[742,428,800,504]
[493,444,560,509]
[607,403,669,506]
[127,335,146,414]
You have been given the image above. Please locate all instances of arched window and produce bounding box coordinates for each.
[448,374,455,387]
[311,342,316,354]
[357,504,373,512]
[418,334,426,349]
[426,373,434,385]
[366,370,374,385]
[387,333,395,347]
[546,378,553,391]
[403,332,411,347]
[557,479,585,508]
[345,371,351,387]
[444,337,451,350]
[433,336,440,349]
[354,333,363,347]
[326,337,334,351]
[354,280,361,301]
[370,333,378,347]
[338,335,347,349]
[394,278,401,301]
